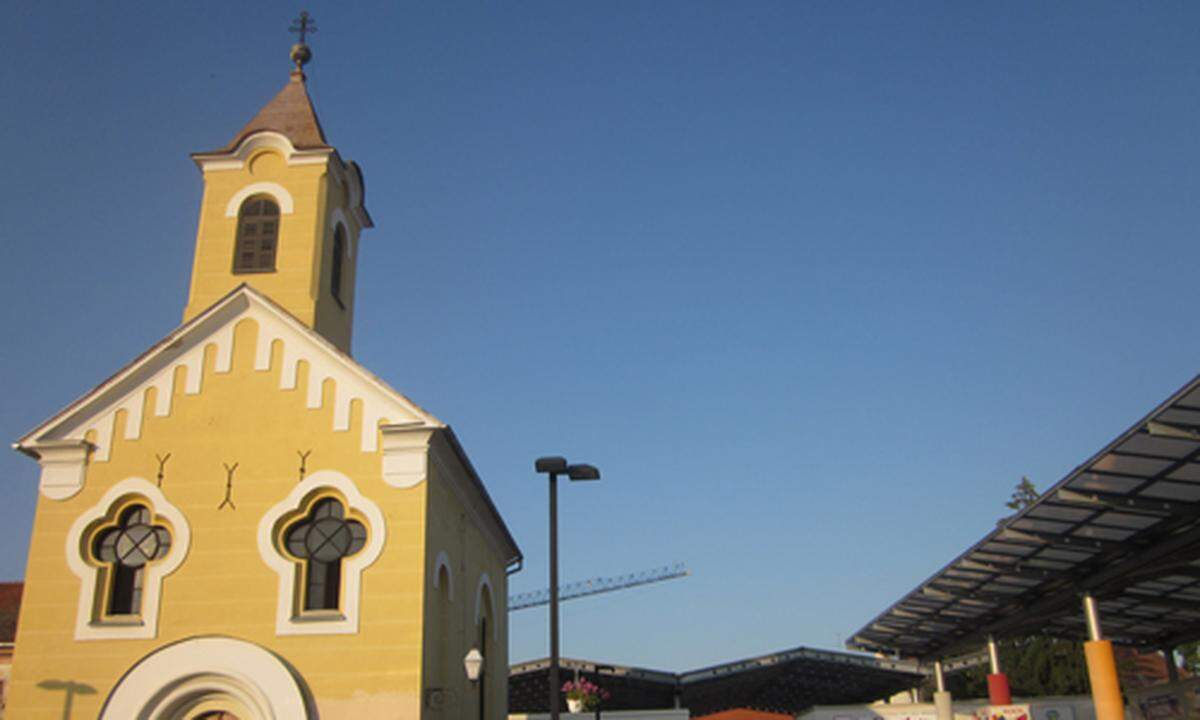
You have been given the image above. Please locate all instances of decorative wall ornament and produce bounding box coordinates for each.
[219,462,238,510]
[297,449,312,481]
[154,453,171,488]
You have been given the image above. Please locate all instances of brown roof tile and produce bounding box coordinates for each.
[218,70,329,153]
[0,583,23,643]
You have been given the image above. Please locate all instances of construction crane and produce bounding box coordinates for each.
[508,563,689,612]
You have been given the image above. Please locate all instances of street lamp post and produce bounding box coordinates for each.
[593,664,614,720]
[535,456,600,720]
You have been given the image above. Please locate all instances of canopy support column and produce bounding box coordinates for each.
[986,635,1011,706]
[933,660,953,720]
[1163,647,1179,683]
[1082,593,1124,720]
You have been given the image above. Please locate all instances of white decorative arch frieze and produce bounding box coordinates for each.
[257,469,386,635]
[225,181,296,216]
[99,636,312,719]
[25,291,431,464]
[433,550,454,602]
[65,477,190,640]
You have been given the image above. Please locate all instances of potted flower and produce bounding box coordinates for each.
[561,678,611,713]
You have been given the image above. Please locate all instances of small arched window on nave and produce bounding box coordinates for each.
[330,224,346,305]
[233,195,280,273]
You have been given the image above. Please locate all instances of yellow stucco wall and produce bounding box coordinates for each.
[7,318,433,719]
[420,451,510,720]
[183,150,360,353]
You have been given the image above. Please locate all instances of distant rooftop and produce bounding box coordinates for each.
[509,646,923,717]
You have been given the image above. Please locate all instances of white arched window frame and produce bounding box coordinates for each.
[225,182,296,217]
[474,573,499,641]
[257,470,386,636]
[65,477,190,641]
[328,207,355,258]
[432,550,455,602]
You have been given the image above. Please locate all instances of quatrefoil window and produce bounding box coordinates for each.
[283,497,366,612]
[90,504,172,617]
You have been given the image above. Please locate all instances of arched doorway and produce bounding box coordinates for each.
[100,637,311,719]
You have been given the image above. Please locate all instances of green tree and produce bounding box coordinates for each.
[1006,477,1040,511]
[945,636,1091,698]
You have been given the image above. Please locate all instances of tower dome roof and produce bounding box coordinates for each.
[214,71,330,153]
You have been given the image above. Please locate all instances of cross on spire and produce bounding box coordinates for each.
[290,11,317,44]
[288,11,317,71]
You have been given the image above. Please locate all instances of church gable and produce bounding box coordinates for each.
[7,16,522,719]
[17,285,440,500]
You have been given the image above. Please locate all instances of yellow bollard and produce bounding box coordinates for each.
[1084,639,1124,720]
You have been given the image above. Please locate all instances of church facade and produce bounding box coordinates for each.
[8,39,519,720]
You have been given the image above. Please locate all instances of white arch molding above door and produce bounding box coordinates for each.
[99,636,312,720]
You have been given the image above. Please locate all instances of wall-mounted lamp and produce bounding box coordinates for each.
[464,647,484,683]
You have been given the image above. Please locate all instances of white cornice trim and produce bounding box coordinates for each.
[257,470,386,636]
[192,131,332,171]
[65,478,191,641]
[381,424,433,489]
[25,439,92,500]
[224,182,295,216]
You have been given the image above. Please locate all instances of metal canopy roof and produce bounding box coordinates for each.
[509,657,678,715]
[508,647,923,717]
[849,375,1200,660]
[678,647,923,717]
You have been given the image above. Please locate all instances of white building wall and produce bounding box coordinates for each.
[801,696,1098,720]
[511,711,689,720]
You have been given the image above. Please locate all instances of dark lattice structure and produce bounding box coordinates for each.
[509,647,923,717]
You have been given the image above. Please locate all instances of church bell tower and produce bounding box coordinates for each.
[183,16,372,354]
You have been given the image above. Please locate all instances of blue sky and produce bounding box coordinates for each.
[3,2,1200,669]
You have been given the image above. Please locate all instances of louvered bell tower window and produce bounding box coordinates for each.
[233,196,280,273]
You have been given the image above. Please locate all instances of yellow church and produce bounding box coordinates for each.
[8,26,520,720]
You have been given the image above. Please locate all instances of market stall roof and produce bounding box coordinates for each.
[678,646,923,717]
[508,646,923,717]
[849,374,1200,661]
[509,657,677,714]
